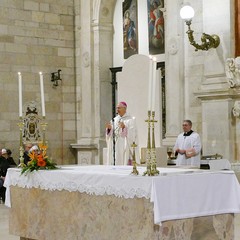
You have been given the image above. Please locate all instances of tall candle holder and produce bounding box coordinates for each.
[143,110,152,176]
[18,117,26,168]
[150,111,159,176]
[131,142,139,175]
[41,117,48,146]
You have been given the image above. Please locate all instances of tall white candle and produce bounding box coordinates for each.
[39,72,46,117]
[148,55,153,111]
[151,57,157,112]
[159,68,162,146]
[18,72,23,117]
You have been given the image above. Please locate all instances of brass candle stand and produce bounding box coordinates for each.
[18,117,26,168]
[150,111,159,175]
[131,142,139,175]
[143,111,159,176]
[40,117,48,146]
[143,111,152,176]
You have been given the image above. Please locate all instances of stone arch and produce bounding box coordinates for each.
[93,0,117,25]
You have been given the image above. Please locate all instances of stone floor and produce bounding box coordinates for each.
[1,202,240,240]
[0,203,19,240]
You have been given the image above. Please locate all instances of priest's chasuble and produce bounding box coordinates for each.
[106,113,139,165]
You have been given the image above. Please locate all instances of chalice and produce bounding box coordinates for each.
[167,147,173,160]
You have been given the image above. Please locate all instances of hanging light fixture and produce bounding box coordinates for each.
[180,5,220,51]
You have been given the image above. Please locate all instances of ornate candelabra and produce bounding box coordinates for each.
[143,111,153,176]
[131,142,139,175]
[18,117,26,168]
[143,111,159,176]
[150,111,159,175]
[40,117,48,145]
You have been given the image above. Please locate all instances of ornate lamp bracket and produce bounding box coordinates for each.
[180,5,220,51]
[185,20,220,51]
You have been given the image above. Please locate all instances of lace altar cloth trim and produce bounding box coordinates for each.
[5,166,155,199]
[4,166,203,200]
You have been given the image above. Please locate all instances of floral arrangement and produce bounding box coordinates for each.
[21,142,58,174]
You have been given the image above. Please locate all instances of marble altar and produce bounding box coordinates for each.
[4,166,240,240]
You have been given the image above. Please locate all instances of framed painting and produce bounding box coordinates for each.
[147,0,165,55]
[123,0,138,59]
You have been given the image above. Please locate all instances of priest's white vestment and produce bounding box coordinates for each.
[106,113,139,165]
[173,131,202,167]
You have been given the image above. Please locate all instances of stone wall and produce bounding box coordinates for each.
[0,0,76,164]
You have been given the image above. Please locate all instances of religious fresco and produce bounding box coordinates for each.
[147,0,165,55]
[123,0,138,59]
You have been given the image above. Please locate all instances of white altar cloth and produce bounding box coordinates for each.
[208,159,231,170]
[4,165,240,225]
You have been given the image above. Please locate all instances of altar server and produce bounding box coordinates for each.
[106,101,139,165]
[174,120,202,167]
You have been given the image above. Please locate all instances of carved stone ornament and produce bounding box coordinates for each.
[232,101,240,118]
[82,52,90,67]
[168,37,178,55]
[225,57,240,88]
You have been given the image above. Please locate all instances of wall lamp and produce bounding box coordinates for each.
[51,69,62,87]
[180,5,220,51]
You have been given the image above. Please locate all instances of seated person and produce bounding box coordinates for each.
[29,145,39,154]
[0,148,17,203]
[23,143,33,165]
[6,149,17,167]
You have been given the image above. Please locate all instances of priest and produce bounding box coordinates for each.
[106,101,139,165]
[173,119,202,167]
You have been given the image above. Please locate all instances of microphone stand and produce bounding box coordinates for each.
[112,117,116,165]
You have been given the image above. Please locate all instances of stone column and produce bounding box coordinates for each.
[163,0,184,146]
[72,0,97,164]
[195,0,236,161]
[71,0,114,165]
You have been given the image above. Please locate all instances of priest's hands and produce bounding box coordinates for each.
[175,148,196,158]
[118,121,125,129]
[106,122,112,130]
[105,121,125,130]
[175,148,186,155]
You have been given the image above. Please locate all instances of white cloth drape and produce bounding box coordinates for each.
[4,166,240,225]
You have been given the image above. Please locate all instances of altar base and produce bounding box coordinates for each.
[9,186,235,240]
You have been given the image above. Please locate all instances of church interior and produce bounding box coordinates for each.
[1,0,240,239]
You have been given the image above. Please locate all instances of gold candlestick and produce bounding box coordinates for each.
[18,117,26,168]
[131,142,139,175]
[143,110,152,176]
[40,117,48,146]
[150,111,159,176]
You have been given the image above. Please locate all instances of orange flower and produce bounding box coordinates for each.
[37,159,46,167]
[37,154,46,167]
[21,143,57,174]
[28,151,37,160]
[38,142,48,151]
